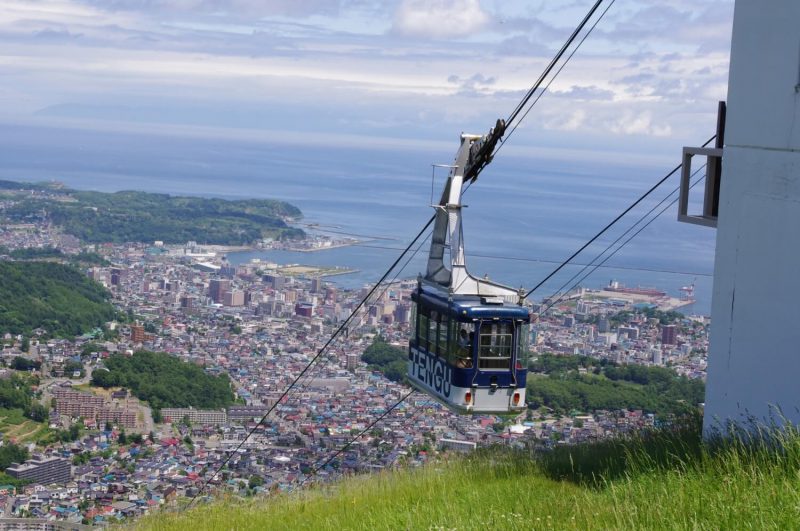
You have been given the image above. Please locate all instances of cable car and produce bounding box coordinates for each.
[407,125,531,414]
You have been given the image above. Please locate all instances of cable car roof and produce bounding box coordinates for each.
[413,282,530,321]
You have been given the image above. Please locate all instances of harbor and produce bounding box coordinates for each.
[547,280,697,313]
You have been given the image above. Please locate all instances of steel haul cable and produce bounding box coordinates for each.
[298,389,415,489]
[541,171,709,314]
[496,0,616,157]
[185,0,615,507]
[505,0,605,127]
[286,228,432,405]
[524,135,716,300]
[185,219,434,509]
[542,163,710,306]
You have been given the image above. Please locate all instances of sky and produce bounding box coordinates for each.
[0,0,735,164]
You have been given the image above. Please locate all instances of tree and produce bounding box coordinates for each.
[91,351,234,411]
[248,475,264,489]
[25,402,48,422]
[11,357,40,371]
[63,360,85,378]
[361,339,407,383]
[0,443,29,470]
[0,262,115,338]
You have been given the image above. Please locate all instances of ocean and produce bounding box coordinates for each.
[0,122,716,315]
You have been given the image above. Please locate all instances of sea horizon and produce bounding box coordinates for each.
[0,121,716,315]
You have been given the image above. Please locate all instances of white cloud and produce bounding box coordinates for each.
[79,0,342,18]
[0,0,734,148]
[392,0,489,38]
[543,108,586,131]
[607,110,672,137]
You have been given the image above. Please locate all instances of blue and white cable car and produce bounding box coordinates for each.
[407,124,531,414]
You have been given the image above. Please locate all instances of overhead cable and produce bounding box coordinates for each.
[505,0,605,127]
[496,0,616,157]
[541,170,708,313]
[185,217,434,509]
[524,135,716,300]
[542,163,709,305]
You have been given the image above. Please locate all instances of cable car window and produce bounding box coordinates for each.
[451,322,474,368]
[478,322,513,370]
[437,314,449,358]
[417,310,429,351]
[517,322,530,368]
[428,310,439,354]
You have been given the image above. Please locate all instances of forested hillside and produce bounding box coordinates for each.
[92,351,235,416]
[361,338,406,383]
[3,184,304,245]
[0,262,116,337]
[526,353,704,417]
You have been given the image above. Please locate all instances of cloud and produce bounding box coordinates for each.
[391,0,489,38]
[32,28,83,41]
[78,0,342,18]
[553,85,614,101]
[596,0,734,54]
[606,110,671,137]
[494,35,551,57]
[0,0,733,149]
[447,72,496,96]
[543,108,586,131]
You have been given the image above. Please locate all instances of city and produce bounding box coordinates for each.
[0,218,707,527]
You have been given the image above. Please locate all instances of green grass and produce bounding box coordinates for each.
[134,415,800,530]
[0,408,49,444]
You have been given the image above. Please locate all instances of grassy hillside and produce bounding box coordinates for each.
[0,261,116,337]
[135,416,800,530]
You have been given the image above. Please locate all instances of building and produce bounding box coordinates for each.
[208,278,231,304]
[52,387,137,429]
[0,518,90,530]
[161,408,228,426]
[699,1,800,431]
[394,304,410,324]
[295,302,314,318]
[6,457,71,485]
[346,353,359,372]
[618,326,639,340]
[310,277,323,293]
[439,438,477,453]
[96,407,137,429]
[227,406,269,423]
[223,289,245,307]
[53,387,104,418]
[130,324,145,344]
[263,274,285,289]
[660,325,677,345]
[652,349,663,366]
